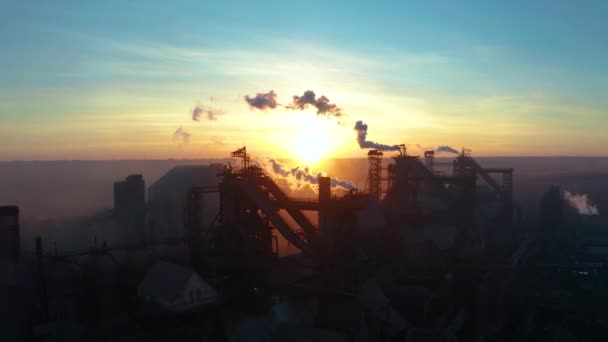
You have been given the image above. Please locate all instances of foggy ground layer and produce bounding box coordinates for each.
[2,156,607,247]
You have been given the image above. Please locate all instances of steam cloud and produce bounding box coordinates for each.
[288,90,344,118]
[172,126,191,145]
[258,158,357,191]
[245,90,278,110]
[564,191,599,215]
[353,120,400,151]
[192,103,225,121]
[436,145,459,154]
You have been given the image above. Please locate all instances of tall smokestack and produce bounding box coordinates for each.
[424,150,435,171]
[318,176,331,233]
[319,176,331,203]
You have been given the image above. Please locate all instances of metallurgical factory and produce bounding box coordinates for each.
[6,146,608,342]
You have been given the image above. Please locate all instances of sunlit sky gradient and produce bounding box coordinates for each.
[1,1,607,160]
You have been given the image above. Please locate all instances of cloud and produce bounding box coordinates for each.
[172,126,191,145]
[192,103,225,121]
[244,90,278,110]
[287,90,344,118]
[353,120,400,151]
[564,191,599,215]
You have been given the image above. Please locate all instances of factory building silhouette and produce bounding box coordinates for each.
[4,145,608,341]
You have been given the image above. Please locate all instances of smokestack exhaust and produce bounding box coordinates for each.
[353,120,400,151]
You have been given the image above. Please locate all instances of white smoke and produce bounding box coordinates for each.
[257,158,357,192]
[564,190,599,215]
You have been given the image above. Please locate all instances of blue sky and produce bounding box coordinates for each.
[1,1,607,160]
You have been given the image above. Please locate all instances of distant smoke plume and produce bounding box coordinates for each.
[259,158,357,191]
[244,90,278,110]
[172,127,191,145]
[210,136,226,146]
[416,144,433,151]
[436,145,459,154]
[192,103,225,121]
[353,120,400,151]
[564,191,599,215]
[288,90,344,118]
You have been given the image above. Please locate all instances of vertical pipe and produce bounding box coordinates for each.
[35,236,49,321]
[318,176,331,233]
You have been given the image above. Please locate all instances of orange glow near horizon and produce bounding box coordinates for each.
[291,132,332,166]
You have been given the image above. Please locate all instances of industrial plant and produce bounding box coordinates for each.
[2,145,608,342]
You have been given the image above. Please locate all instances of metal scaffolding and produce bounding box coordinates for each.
[367,149,383,199]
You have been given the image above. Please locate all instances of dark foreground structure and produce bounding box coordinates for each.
[11,147,608,341]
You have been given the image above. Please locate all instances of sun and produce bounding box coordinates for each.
[292,131,332,166]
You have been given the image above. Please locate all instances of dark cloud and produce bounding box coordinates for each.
[244,90,278,110]
[172,126,191,145]
[436,145,459,154]
[288,90,344,117]
[416,144,433,151]
[353,120,400,151]
[192,104,225,121]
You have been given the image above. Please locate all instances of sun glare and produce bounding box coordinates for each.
[292,131,332,166]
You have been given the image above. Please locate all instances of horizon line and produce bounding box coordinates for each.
[3,155,608,162]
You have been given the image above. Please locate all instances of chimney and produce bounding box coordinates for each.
[318,176,331,233]
[424,150,435,171]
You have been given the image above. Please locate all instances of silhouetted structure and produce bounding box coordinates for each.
[538,185,567,257]
[34,145,591,341]
[367,150,383,199]
[0,206,20,261]
[113,175,146,242]
[424,150,435,171]
[0,206,21,342]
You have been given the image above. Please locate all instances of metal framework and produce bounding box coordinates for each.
[367,149,383,199]
[231,146,250,171]
[424,150,435,171]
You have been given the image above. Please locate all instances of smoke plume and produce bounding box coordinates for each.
[353,120,400,151]
[436,145,459,154]
[172,126,191,145]
[244,90,278,110]
[416,144,433,151]
[192,103,225,121]
[564,191,599,215]
[258,158,357,191]
[288,90,344,118]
